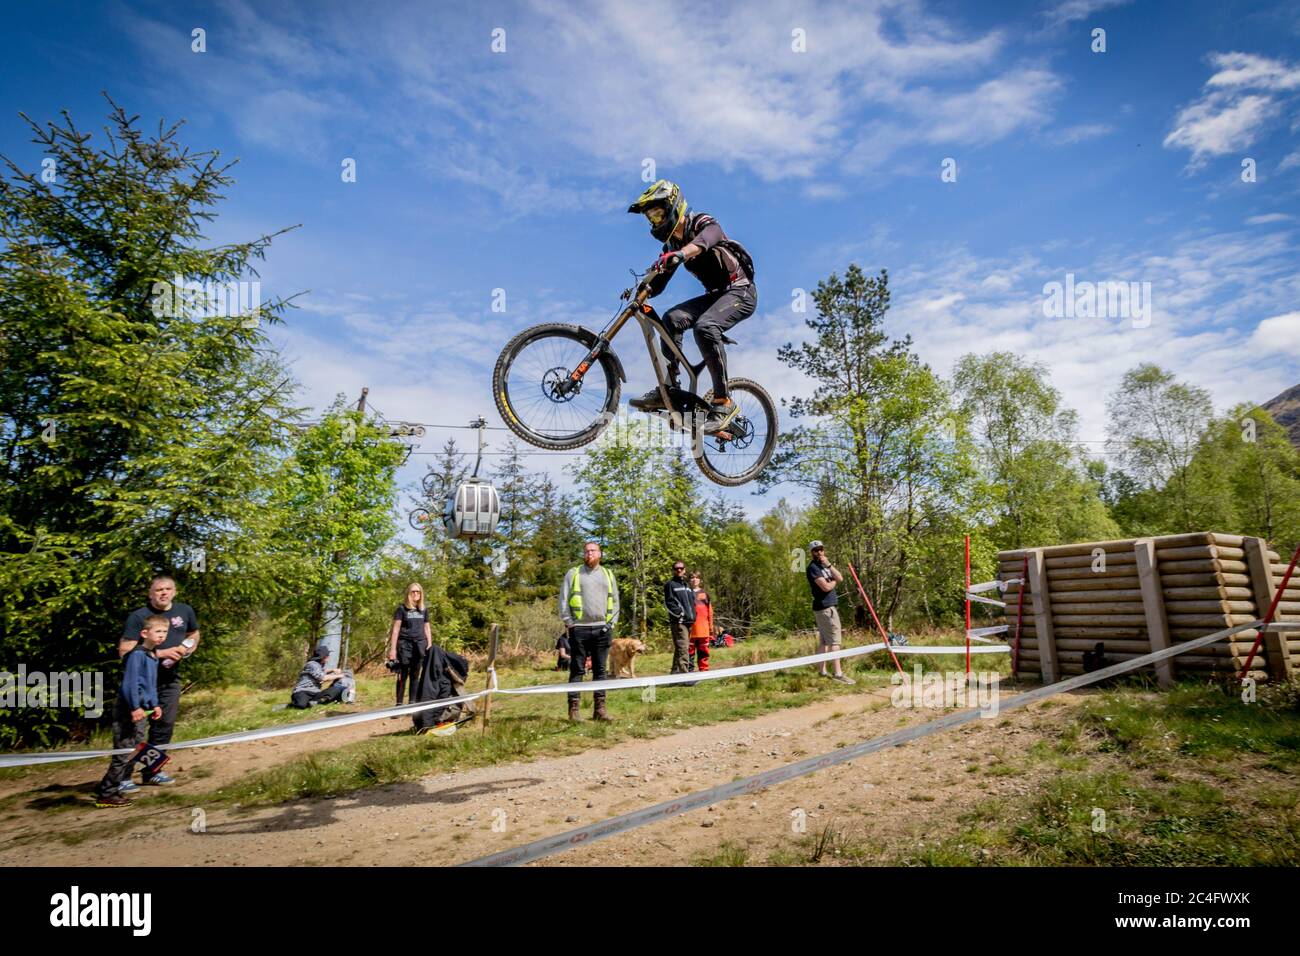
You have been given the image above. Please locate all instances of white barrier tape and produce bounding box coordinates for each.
[966,593,1006,607]
[496,643,888,697]
[0,690,491,768]
[0,641,1018,769]
[463,619,1267,867]
[966,625,1009,643]
[895,645,1010,655]
[966,580,1007,594]
[0,640,927,768]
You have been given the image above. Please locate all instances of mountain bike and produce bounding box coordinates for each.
[492,257,777,486]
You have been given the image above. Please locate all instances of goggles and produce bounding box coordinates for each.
[644,205,669,226]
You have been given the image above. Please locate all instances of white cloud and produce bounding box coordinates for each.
[1279,149,1300,171]
[906,70,1063,145]
[873,229,1300,444]
[1051,123,1113,144]
[1041,0,1132,29]
[1249,311,1300,358]
[803,182,848,200]
[1245,213,1293,224]
[1205,52,1300,92]
[126,0,1058,190]
[1164,52,1300,168]
[842,68,1062,173]
[1164,92,1279,162]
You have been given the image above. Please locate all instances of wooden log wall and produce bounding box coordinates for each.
[996,532,1299,684]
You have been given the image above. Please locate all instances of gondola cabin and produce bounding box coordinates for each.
[443,477,500,540]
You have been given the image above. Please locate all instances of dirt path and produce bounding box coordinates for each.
[0,708,403,819]
[0,687,1089,867]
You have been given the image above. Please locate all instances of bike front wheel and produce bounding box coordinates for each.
[493,323,621,451]
[696,378,778,486]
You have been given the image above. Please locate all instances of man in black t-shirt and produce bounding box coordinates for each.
[116,575,201,789]
[806,541,854,685]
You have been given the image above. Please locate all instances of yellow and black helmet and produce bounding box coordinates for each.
[627,179,688,242]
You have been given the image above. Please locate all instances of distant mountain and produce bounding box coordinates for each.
[1262,383,1300,448]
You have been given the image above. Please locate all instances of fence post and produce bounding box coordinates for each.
[1027,549,1059,683]
[1134,538,1174,688]
[481,623,500,733]
[1243,537,1293,680]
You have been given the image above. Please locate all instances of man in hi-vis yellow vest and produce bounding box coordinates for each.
[559,541,620,722]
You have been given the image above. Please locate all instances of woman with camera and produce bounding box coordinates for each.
[387,582,433,705]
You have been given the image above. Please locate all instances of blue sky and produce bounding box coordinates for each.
[3,0,1299,522]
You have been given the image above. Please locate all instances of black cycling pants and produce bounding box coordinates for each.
[661,284,757,400]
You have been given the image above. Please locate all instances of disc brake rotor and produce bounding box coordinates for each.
[542,366,581,403]
[712,415,754,450]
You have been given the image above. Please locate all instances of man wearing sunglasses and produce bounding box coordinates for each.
[626,179,757,437]
[807,541,854,684]
[663,559,697,675]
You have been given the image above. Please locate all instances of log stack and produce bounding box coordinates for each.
[997,533,1299,685]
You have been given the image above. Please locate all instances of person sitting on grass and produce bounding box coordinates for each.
[289,642,348,709]
[93,615,168,808]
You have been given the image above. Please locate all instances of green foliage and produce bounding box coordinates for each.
[1106,364,1213,525]
[0,99,300,744]
[266,399,404,653]
[1101,371,1300,557]
[953,351,1118,549]
[770,266,987,628]
[569,423,710,636]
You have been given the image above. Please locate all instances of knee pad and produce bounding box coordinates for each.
[664,308,693,333]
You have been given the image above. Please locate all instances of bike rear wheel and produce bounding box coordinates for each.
[696,378,777,486]
[493,323,621,451]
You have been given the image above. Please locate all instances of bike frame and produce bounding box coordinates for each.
[566,274,709,432]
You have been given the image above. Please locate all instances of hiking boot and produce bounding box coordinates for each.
[593,694,613,722]
[95,791,131,809]
[567,697,581,722]
[831,674,856,685]
[629,386,671,413]
[702,399,740,435]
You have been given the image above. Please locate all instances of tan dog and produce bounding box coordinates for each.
[609,638,647,678]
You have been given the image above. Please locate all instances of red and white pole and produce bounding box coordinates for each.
[848,562,904,677]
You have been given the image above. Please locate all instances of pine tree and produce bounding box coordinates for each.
[0,98,300,744]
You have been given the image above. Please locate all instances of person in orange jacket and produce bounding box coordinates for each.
[688,571,714,672]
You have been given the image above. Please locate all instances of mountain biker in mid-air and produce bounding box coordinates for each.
[625,179,757,435]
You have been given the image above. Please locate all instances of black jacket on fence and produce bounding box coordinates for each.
[412,645,474,730]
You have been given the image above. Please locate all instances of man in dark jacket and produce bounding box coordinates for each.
[627,179,757,436]
[663,560,696,674]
